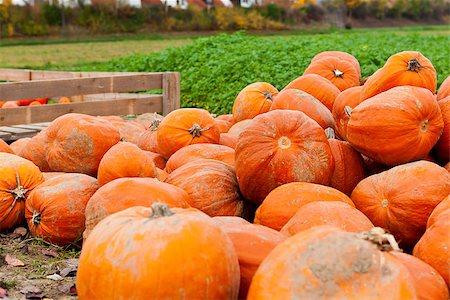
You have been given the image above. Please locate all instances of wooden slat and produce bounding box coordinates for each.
[162,72,180,116]
[0,126,38,139]
[0,131,12,141]
[0,69,31,81]
[31,70,81,81]
[12,124,48,131]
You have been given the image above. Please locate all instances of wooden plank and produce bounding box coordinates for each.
[0,131,12,141]
[12,124,48,131]
[31,70,81,81]
[0,69,31,82]
[0,74,163,101]
[162,72,180,116]
[0,95,163,126]
[0,126,38,139]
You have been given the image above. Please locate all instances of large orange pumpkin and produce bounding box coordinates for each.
[157,108,220,159]
[165,159,243,217]
[216,114,235,124]
[437,76,450,100]
[282,74,341,111]
[0,139,13,154]
[78,204,240,299]
[219,133,238,149]
[361,51,437,100]
[134,112,163,129]
[20,130,51,172]
[214,119,233,133]
[304,56,360,91]
[247,226,418,299]
[232,82,279,122]
[84,178,190,239]
[144,151,166,170]
[42,172,66,181]
[445,162,450,173]
[433,96,450,163]
[311,51,361,77]
[9,138,31,155]
[332,86,364,139]
[227,119,252,137]
[0,153,45,231]
[137,118,161,153]
[346,86,443,166]
[212,216,287,299]
[45,114,121,176]
[236,110,334,205]
[109,120,145,145]
[25,174,98,246]
[254,182,354,231]
[270,89,336,129]
[351,160,450,249]
[427,195,450,229]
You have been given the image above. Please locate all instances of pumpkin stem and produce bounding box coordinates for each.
[4,172,29,203]
[263,90,273,101]
[31,210,41,226]
[150,203,174,218]
[407,58,425,73]
[333,69,344,78]
[356,227,401,252]
[149,119,161,132]
[344,106,353,118]
[419,120,429,132]
[325,128,336,139]
[188,123,206,138]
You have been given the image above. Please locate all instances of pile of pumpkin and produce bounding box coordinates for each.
[0,97,71,108]
[0,50,449,299]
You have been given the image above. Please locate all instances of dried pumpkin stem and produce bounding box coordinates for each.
[188,123,207,138]
[356,227,401,252]
[263,91,273,101]
[344,106,353,118]
[150,203,174,218]
[333,69,344,78]
[324,128,336,139]
[149,119,161,131]
[31,210,41,226]
[407,58,425,73]
[4,172,29,203]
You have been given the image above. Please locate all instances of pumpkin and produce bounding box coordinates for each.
[311,51,361,77]
[433,96,450,163]
[144,151,166,170]
[282,74,340,111]
[97,115,123,123]
[165,159,243,217]
[219,133,238,149]
[361,51,437,100]
[303,56,360,91]
[351,160,450,249]
[0,139,14,154]
[137,128,159,153]
[9,138,31,155]
[84,178,190,240]
[45,114,121,176]
[77,204,240,299]
[437,76,450,100]
[427,195,450,229]
[270,89,336,129]
[0,153,44,231]
[212,216,287,299]
[362,154,390,176]
[445,162,450,173]
[232,82,279,122]
[29,101,42,106]
[2,101,19,108]
[58,97,71,104]
[156,168,169,181]
[346,86,443,166]
[331,86,364,140]
[20,130,51,172]
[254,182,354,231]
[165,143,235,173]
[280,201,373,236]
[236,110,334,205]
[157,108,220,159]
[110,120,146,145]
[134,112,164,129]
[215,119,233,133]
[25,174,98,246]
[42,172,67,181]
[216,114,235,124]
[247,226,417,299]
[228,119,252,137]
[97,142,158,187]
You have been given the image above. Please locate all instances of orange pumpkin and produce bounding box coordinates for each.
[311,51,361,77]
[78,204,240,299]
[437,76,450,100]
[254,182,354,231]
[433,96,450,163]
[42,172,66,181]
[332,86,364,140]
[351,160,450,249]
[228,119,252,137]
[346,86,443,166]
[216,114,235,124]
[219,133,238,149]
[445,162,450,173]
[144,151,166,170]
[29,101,42,106]
[58,97,71,104]
[427,195,450,229]
[25,174,98,246]
[165,159,243,217]
[157,108,220,159]
[134,112,164,129]
[110,120,146,145]
[236,110,334,205]
[282,74,341,111]
[45,114,120,176]
[20,130,51,172]
[0,153,44,231]
[2,101,19,108]
[232,82,279,122]
[304,56,360,91]
[97,142,158,187]
[212,216,287,299]
[214,119,233,133]
[0,139,14,154]
[361,51,437,100]
[270,89,336,129]
[362,154,390,176]
[156,168,168,181]
[165,143,235,173]
[137,129,159,153]
[9,138,31,155]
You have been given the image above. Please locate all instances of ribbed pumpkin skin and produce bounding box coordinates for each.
[219,133,238,149]
[0,153,44,231]
[270,89,336,129]
[304,56,360,91]
[144,151,166,170]
[247,226,418,300]
[137,128,159,153]
[228,119,253,137]
[9,138,31,155]
[25,174,98,246]
[391,252,449,300]
[282,74,341,111]
[0,139,14,154]
[45,114,121,176]
[434,96,450,163]
[361,51,437,100]
[165,159,243,217]
[215,119,233,133]
[445,162,450,173]
[21,130,51,172]
[346,86,443,166]
[156,168,168,181]
[110,120,145,145]
[157,108,220,159]
[232,82,279,122]
[42,172,66,181]
[236,110,334,205]
[254,182,354,231]
[427,195,450,229]
[332,86,364,140]
[83,178,190,240]
[216,114,235,124]
[165,143,235,173]
[212,216,287,299]
[280,201,373,236]
[351,160,450,249]
[77,206,240,300]
[311,51,361,76]
[97,142,158,187]
[437,76,450,100]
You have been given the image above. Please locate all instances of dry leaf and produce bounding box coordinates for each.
[13,227,27,237]
[41,249,58,258]
[5,254,25,267]
[59,266,77,277]
[46,274,63,281]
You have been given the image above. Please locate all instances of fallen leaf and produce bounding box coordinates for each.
[59,266,77,277]
[0,287,7,298]
[25,292,45,300]
[13,227,27,237]
[46,274,63,281]
[5,254,25,267]
[41,249,58,258]
[20,244,29,254]
[70,285,77,296]
[20,285,41,294]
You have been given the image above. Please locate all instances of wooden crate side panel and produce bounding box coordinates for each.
[162,72,180,115]
[0,69,31,81]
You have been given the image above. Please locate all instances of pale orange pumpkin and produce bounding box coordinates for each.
[437,76,450,100]
[227,119,252,137]
[311,51,361,77]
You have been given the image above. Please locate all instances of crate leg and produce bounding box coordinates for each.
[162,72,180,116]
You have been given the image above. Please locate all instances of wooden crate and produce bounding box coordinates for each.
[0,69,180,141]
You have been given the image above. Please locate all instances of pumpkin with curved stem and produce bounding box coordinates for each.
[437,76,450,100]
[0,153,44,231]
[19,130,51,172]
[157,108,220,159]
[214,119,233,133]
[109,120,145,145]
[9,138,31,155]
[0,139,14,154]
[270,89,336,129]
[433,96,450,163]
[232,82,279,122]
[134,112,164,129]
[351,160,450,249]
[219,133,238,149]
[137,118,161,153]
[304,56,360,91]
[311,51,361,77]
[282,74,340,111]
[361,51,437,100]
[25,174,98,246]
[236,110,334,205]
[346,86,443,166]
[228,119,252,137]
[332,86,364,140]
[78,204,240,299]
[254,182,354,231]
